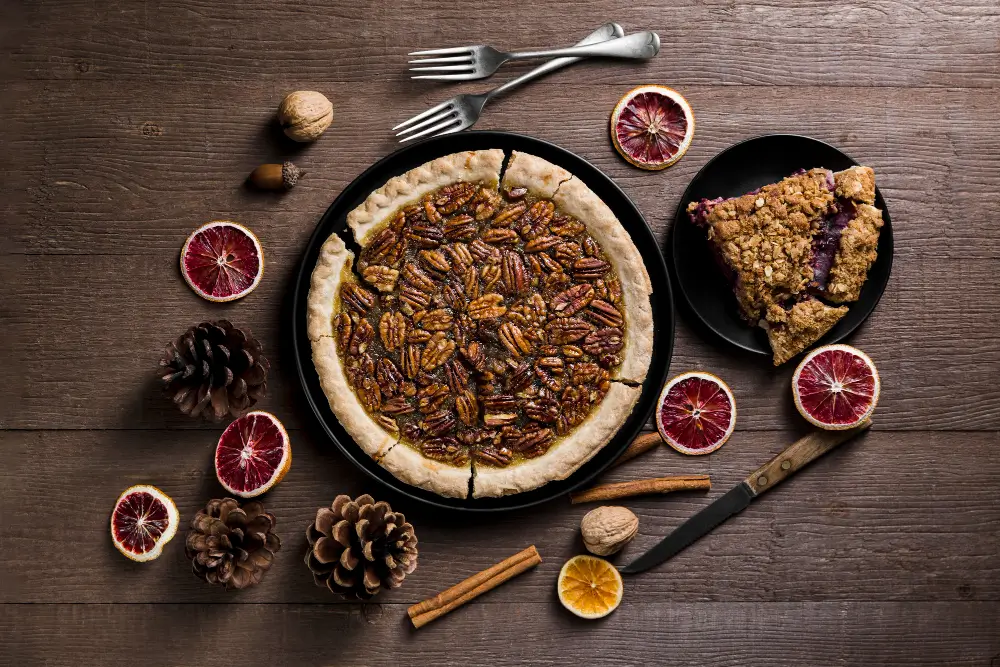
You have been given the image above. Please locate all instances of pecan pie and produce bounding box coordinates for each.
[307,151,654,498]
[687,166,883,365]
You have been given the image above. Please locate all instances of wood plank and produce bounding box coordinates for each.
[2,601,997,666]
[3,0,1000,87]
[2,249,997,431]
[2,429,997,604]
[1,82,999,258]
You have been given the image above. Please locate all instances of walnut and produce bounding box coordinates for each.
[277,91,333,142]
[580,506,639,556]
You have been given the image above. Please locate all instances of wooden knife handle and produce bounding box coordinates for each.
[744,419,872,496]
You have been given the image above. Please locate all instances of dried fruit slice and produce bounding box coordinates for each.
[110,484,179,562]
[181,221,264,302]
[557,554,623,619]
[792,344,880,430]
[656,371,736,455]
[610,85,694,170]
[214,411,291,498]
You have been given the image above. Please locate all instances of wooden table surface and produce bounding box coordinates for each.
[2,1,999,665]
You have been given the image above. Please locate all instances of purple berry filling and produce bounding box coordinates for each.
[810,199,856,290]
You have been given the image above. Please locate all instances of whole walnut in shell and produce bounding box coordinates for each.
[580,506,638,556]
[277,91,333,142]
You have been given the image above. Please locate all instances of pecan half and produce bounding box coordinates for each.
[469,238,501,262]
[501,250,529,296]
[349,318,374,355]
[379,311,407,350]
[573,257,610,280]
[421,436,468,465]
[524,235,561,253]
[444,359,470,393]
[422,410,457,437]
[441,281,466,311]
[455,391,479,426]
[551,283,595,317]
[401,263,437,293]
[414,308,453,332]
[519,200,554,240]
[419,249,452,275]
[357,377,382,413]
[545,317,592,344]
[365,227,406,266]
[445,243,474,275]
[524,397,559,424]
[549,215,585,237]
[491,201,527,227]
[570,362,601,386]
[443,215,477,241]
[435,182,477,214]
[362,265,400,292]
[481,394,516,411]
[423,198,443,223]
[469,293,506,320]
[504,426,554,456]
[473,445,513,467]
[483,411,517,427]
[460,341,487,372]
[537,356,565,374]
[482,228,519,245]
[382,396,415,416]
[582,327,624,355]
[587,299,624,327]
[376,358,404,397]
[480,263,501,290]
[507,362,534,392]
[375,414,398,434]
[341,283,376,314]
[418,383,450,412]
[498,322,532,357]
[420,332,456,371]
[406,224,444,248]
[401,343,422,379]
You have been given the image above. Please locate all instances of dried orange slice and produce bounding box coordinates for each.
[557,555,623,619]
[792,344,880,430]
[110,484,179,562]
[656,371,736,455]
[180,221,264,302]
[214,411,291,498]
[610,85,694,170]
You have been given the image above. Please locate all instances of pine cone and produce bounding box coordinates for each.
[160,320,269,421]
[185,498,281,590]
[305,494,418,599]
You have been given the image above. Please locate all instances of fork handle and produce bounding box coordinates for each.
[486,22,624,101]
[506,31,660,61]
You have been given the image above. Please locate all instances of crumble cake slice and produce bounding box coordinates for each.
[687,165,883,365]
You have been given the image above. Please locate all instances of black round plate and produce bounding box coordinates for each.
[670,134,893,357]
[292,131,674,512]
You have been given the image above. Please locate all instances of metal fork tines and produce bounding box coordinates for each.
[408,30,659,81]
[394,23,625,142]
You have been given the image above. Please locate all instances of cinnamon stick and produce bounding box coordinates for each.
[408,545,542,629]
[612,432,663,467]
[570,475,711,504]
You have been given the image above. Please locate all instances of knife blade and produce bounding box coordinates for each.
[619,419,872,575]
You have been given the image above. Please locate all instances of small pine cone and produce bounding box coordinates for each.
[305,494,418,599]
[159,319,269,421]
[185,498,281,590]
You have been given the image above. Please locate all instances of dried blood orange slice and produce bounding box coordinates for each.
[792,344,880,430]
[656,371,736,455]
[180,221,263,302]
[214,411,291,498]
[610,85,694,170]
[557,555,623,619]
[110,484,179,562]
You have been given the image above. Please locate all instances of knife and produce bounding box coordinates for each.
[619,419,872,574]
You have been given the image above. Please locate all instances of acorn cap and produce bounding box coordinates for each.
[281,160,303,188]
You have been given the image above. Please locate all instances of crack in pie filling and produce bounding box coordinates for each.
[308,151,653,498]
[686,166,883,365]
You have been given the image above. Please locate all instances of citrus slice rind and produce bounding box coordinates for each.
[180,220,264,302]
[655,371,736,456]
[610,85,694,171]
[557,555,623,619]
[792,344,880,430]
[110,484,179,562]
[214,411,291,498]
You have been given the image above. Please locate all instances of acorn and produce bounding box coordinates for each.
[248,161,304,191]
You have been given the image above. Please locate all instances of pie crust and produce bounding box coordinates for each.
[308,150,653,498]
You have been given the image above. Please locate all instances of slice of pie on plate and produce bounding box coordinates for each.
[307,150,653,498]
[687,165,883,365]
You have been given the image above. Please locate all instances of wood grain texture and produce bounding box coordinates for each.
[2,0,999,663]
[2,602,998,667]
[2,429,997,604]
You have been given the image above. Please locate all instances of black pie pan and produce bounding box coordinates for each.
[670,134,893,358]
[291,131,674,512]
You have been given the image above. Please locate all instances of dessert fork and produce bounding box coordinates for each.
[394,23,625,142]
[409,30,660,81]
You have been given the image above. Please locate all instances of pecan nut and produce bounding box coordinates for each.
[551,284,595,318]
[545,317,592,344]
[469,293,507,320]
[341,282,376,314]
[582,328,624,355]
[362,265,400,292]
[379,311,407,350]
[420,332,456,371]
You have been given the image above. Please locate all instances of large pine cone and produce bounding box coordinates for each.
[185,498,281,590]
[160,320,269,421]
[305,494,418,599]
